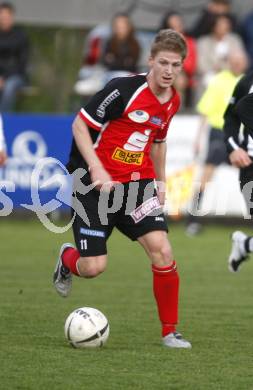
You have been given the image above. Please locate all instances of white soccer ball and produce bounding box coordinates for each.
[64,307,109,348]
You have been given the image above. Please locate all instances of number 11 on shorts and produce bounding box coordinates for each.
[80,239,88,250]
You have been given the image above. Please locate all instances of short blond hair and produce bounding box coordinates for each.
[151,29,187,60]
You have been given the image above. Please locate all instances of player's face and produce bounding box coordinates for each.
[148,51,183,90]
[0,9,14,31]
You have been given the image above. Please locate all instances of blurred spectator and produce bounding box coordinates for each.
[186,51,248,236]
[0,114,7,165]
[83,24,109,67]
[240,10,253,69]
[74,13,141,96]
[197,14,246,95]
[74,24,110,96]
[102,12,140,80]
[189,0,237,38]
[159,10,197,109]
[0,2,29,112]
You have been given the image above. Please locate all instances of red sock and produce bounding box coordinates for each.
[152,261,179,337]
[62,247,80,276]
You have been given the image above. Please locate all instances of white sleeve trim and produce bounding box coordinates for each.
[228,136,239,151]
[80,108,102,128]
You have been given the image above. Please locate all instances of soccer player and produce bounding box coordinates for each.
[54,29,191,349]
[186,51,247,236]
[223,72,253,272]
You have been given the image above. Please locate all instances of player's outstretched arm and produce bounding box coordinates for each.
[72,115,113,191]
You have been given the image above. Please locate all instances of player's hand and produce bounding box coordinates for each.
[0,150,7,166]
[89,165,114,192]
[229,148,252,168]
[157,191,166,206]
[156,181,166,206]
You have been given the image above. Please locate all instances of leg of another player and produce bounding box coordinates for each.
[228,169,253,272]
[138,230,191,348]
[186,163,215,236]
[228,231,253,272]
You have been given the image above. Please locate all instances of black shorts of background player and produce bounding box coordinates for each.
[186,127,229,236]
[53,29,192,348]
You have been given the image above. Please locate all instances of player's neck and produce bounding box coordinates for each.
[147,75,173,104]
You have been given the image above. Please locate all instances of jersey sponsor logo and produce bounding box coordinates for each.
[96,89,120,118]
[128,110,149,123]
[149,116,163,126]
[124,129,151,151]
[112,147,144,165]
[80,228,105,238]
[130,196,161,223]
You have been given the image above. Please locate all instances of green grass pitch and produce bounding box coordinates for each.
[1,219,253,390]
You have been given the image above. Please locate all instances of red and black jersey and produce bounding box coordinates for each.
[67,74,180,183]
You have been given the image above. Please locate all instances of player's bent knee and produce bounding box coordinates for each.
[149,243,173,266]
[160,245,173,260]
[77,256,107,278]
[154,247,173,265]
